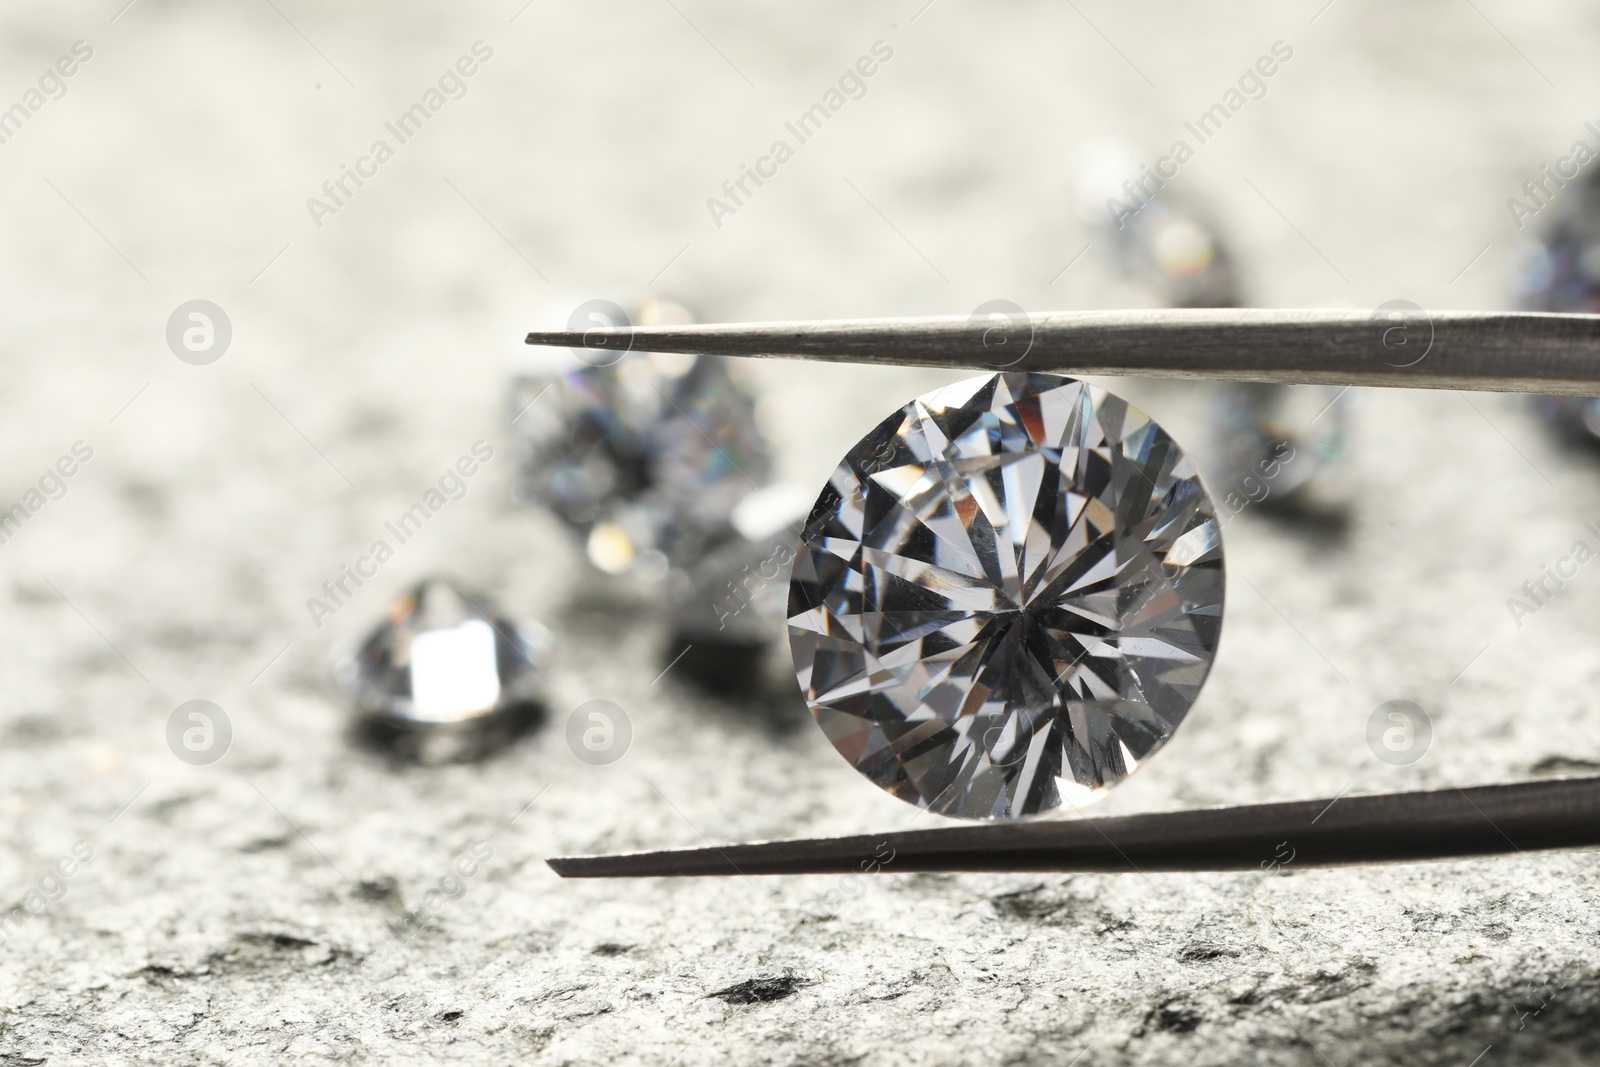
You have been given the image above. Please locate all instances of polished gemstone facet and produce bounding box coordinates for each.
[338,576,547,726]
[788,373,1224,819]
[510,296,770,577]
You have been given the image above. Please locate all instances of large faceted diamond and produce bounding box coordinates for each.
[788,373,1224,819]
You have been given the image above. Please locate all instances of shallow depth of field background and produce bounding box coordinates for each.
[2,2,1600,1063]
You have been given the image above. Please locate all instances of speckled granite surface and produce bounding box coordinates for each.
[2,1,1600,1063]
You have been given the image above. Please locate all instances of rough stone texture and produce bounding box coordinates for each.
[1,1,1599,1063]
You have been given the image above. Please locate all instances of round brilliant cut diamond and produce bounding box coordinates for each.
[787,373,1224,819]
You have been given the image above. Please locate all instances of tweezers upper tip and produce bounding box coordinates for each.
[522,311,1600,395]
[545,856,582,878]
[525,330,604,348]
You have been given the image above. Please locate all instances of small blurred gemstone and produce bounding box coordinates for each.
[1211,381,1351,508]
[1514,171,1600,440]
[338,576,546,726]
[509,294,770,577]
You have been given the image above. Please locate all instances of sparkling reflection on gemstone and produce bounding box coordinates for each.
[788,373,1225,819]
[338,576,547,726]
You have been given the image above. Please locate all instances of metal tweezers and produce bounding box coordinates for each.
[525,307,1600,878]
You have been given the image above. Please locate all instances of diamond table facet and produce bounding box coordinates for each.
[788,373,1225,819]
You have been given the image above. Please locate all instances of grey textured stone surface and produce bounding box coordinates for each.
[2,1,1600,1063]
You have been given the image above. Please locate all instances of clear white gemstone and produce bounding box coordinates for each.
[338,576,546,726]
[788,373,1225,819]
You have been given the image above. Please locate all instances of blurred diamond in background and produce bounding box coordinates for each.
[1075,140,1352,513]
[1514,171,1600,442]
[337,575,546,760]
[508,294,771,581]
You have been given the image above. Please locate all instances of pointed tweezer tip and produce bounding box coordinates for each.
[545,847,755,879]
[525,330,616,348]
